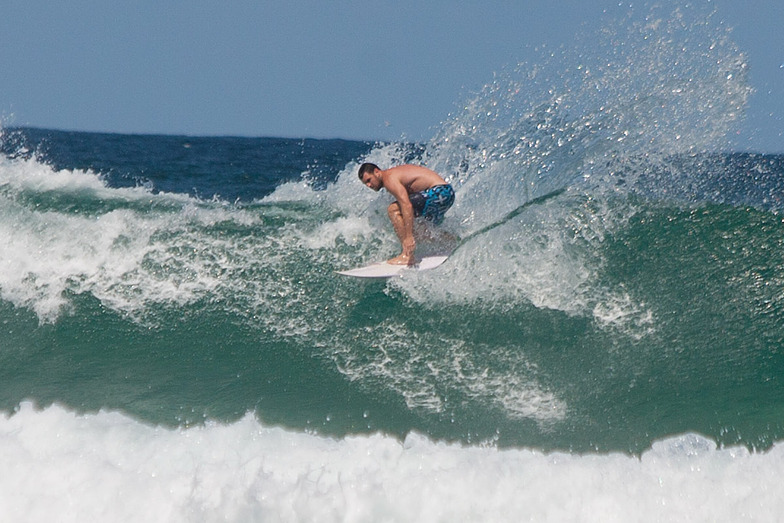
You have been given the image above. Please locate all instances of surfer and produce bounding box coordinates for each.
[358,163,455,265]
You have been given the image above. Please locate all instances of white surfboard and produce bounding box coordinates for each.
[337,255,449,278]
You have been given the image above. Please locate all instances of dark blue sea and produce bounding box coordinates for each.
[2,7,784,521]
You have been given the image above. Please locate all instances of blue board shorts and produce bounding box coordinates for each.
[408,184,455,225]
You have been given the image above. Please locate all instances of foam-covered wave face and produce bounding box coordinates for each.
[0,149,570,428]
[2,402,784,522]
[0,153,259,323]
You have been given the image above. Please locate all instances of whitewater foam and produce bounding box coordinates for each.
[0,154,262,323]
[1,402,782,522]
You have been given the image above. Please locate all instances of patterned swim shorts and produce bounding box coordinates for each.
[408,184,455,225]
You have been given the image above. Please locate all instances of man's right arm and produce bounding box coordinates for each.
[384,177,416,253]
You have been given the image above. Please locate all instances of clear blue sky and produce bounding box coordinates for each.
[1,1,782,151]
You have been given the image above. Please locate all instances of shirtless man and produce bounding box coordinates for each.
[358,163,455,265]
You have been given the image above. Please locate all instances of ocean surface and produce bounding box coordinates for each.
[2,7,784,522]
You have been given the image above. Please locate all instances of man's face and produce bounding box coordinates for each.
[361,170,382,191]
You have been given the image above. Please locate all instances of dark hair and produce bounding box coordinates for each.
[357,162,379,180]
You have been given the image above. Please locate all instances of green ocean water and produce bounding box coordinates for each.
[2,142,783,454]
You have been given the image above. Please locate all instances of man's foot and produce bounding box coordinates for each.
[387,253,414,265]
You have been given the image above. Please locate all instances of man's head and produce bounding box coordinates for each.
[358,162,383,191]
